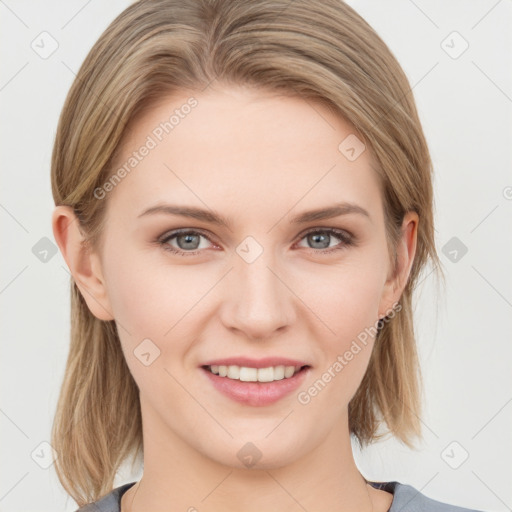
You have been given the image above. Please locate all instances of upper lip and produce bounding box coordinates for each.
[201,357,310,369]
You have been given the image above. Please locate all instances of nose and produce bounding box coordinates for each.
[220,248,296,341]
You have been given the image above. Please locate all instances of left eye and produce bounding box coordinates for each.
[159,230,212,254]
[296,228,352,252]
[158,228,353,256]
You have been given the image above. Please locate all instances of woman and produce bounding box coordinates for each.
[50,0,484,510]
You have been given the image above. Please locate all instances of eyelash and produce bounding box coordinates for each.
[156,227,355,257]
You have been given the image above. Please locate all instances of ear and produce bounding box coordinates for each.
[52,206,114,321]
[378,211,418,319]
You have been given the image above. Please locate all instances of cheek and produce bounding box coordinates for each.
[103,249,199,392]
[104,242,211,335]
[301,257,386,341]
[295,271,384,414]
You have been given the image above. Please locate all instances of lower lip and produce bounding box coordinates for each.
[201,366,310,407]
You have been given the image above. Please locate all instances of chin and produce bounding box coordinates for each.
[201,434,306,471]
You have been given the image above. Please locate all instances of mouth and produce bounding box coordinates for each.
[202,364,309,382]
[200,365,311,407]
[199,358,311,407]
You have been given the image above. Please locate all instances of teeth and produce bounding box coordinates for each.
[208,364,303,382]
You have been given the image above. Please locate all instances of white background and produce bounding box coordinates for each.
[1,1,511,510]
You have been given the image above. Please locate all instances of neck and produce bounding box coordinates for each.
[122,402,375,512]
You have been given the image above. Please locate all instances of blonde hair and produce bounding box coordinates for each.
[51,0,444,505]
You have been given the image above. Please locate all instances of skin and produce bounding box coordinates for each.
[52,84,418,512]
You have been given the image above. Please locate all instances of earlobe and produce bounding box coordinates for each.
[51,206,114,321]
[378,211,418,319]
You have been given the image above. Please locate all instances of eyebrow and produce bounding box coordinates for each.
[137,202,370,229]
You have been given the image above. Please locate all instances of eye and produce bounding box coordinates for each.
[157,227,354,257]
[295,228,354,254]
[158,229,215,256]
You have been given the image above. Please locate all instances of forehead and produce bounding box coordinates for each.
[105,85,383,227]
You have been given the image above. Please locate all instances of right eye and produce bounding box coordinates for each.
[158,229,216,256]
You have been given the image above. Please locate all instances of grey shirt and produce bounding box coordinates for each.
[75,480,485,511]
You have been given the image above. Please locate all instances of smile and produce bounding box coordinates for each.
[205,364,306,382]
[200,363,311,407]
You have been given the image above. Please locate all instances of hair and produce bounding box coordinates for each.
[50,0,445,506]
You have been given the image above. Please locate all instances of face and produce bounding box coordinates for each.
[64,84,416,470]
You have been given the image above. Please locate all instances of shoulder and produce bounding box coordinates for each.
[75,480,487,512]
[73,482,136,512]
[369,481,486,512]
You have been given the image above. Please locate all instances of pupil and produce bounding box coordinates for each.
[310,233,329,249]
[179,234,199,250]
